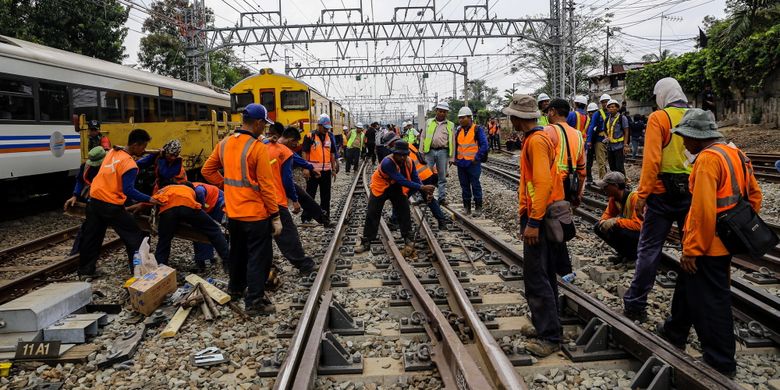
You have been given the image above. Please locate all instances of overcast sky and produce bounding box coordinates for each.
[121,0,727,118]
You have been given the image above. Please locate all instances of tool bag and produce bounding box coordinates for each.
[714,148,779,258]
[658,172,690,199]
[545,200,576,243]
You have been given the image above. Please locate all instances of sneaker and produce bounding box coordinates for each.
[228,290,245,302]
[624,308,648,323]
[246,299,276,316]
[355,240,369,254]
[299,262,319,275]
[656,322,685,349]
[78,269,105,280]
[524,339,560,357]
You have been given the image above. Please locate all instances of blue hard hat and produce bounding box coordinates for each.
[317,116,332,129]
[243,103,274,124]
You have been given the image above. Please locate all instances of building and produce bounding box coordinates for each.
[588,62,655,116]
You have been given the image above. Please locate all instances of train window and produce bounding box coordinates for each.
[38,83,69,122]
[143,96,159,122]
[100,90,122,122]
[0,78,34,121]
[232,92,253,112]
[186,102,198,121]
[280,90,308,111]
[159,98,173,121]
[173,100,186,121]
[260,91,275,111]
[72,87,98,122]
[124,94,141,122]
[197,104,209,121]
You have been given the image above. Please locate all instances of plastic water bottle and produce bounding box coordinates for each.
[132,251,142,278]
[562,272,576,283]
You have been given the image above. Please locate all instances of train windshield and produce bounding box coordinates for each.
[281,90,308,111]
[231,92,254,112]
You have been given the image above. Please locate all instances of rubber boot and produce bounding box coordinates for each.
[473,200,483,217]
[463,201,472,216]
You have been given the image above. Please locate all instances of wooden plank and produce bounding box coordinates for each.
[185,274,231,304]
[160,306,192,338]
[28,344,100,365]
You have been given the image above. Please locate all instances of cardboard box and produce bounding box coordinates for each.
[127,266,177,316]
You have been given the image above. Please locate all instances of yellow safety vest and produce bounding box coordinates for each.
[422,119,454,156]
[605,114,625,143]
[346,130,365,149]
[660,107,691,174]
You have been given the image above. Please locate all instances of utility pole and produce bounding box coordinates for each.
[463,58,469,108]
[659,12,664,59]
[604,26,611,75]
[567,0,575,98]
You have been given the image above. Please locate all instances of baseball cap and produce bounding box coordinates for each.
[317,116,332,129]
[243,103,274,124]
[88,120,100,130]
[594,171,626,190]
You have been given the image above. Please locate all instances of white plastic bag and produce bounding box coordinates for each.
[138,237,159,275]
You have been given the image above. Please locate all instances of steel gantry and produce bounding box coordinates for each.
[337,95,435,105]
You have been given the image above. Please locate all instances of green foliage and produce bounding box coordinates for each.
[0,0,128,63]
[751,105,763,124]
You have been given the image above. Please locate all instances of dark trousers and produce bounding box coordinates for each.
[362,185,412,243]
[607,147,625,174]
[456,163,483,206]
[521,221,564,343]
[305,170,332,217]
[273,207,314,270]
[365,144,377,163]
[155,206,229,266]
[489,134,501,150]
[297,183,324,223]
[593,223,640,260]
[227,217,273,305]
[663,255,735,374]
[194,203,225,266]
[78,199,144,275]
[623,193,691,312]
[586,146,595,182]
[70,225,83,256]
[345,148,361,172]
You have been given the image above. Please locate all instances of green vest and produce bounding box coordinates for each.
[403,129,417,144]
[537,115,549,126]
[660,107,691,174]
[346,130,365,149]
[422,119,454,156]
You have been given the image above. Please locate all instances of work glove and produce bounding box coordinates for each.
[599,218,618,232]
[271,216,283,237]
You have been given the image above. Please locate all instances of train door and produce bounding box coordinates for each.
[259,89,276,122]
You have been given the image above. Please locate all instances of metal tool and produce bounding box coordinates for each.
[192,347,228,366]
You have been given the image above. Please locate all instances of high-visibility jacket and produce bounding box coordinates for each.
[488,123,499,135]
[370,157,414,197]
[192,181,221,213]
[683,143,762,257]
[637,106,691,198]
[306,132,333,172]
[153,184,202,214]
[201,130,279,221]
[574,111,590,139]
[537,115,549,126]
[605,113,625,143]
[600,191,642,231]
[518,129,564,224]
[402,129,417,145]
[545,123,585,177]
[422,118,454,156]
[266,141,294,207]
[409,144,435,181]
[456,124,479,161]
[89,148,138,205]
[346,130,365,149]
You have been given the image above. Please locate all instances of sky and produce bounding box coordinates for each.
[120,0,728,120]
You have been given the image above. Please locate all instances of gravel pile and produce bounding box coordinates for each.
[0,210,80,248]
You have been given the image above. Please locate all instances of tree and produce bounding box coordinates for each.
[0,0,128,63]
[641,49,676,62]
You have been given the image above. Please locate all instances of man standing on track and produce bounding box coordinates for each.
[584,102,599,184]
[202,103,282,316]
[567,95,590,141]
[420,102,455,205]
[586,94,612,181]
[345,123,366,173]
[658,108,762,377]
[364,122,378,164]
[622,78,691,322]
[302,116,340,225]
[536,93,551,126]
[604,99,630,175]
[453,106,489,216]
[488,118,501,151]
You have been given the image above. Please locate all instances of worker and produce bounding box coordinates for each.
[537,93,551,126]
[138,139,187,191]
[487,118,501,151]
[402,121,418,146]
[584,102,599,183]
[453,106,489,216]
[190,181,226,273]
[264,123,317,274]
[364,122,378,164]
[586,94,612,182]
[420,102,455,205]
[77,129,162,279]
[567,95,590,141]
[279,127,330,227]
[302,116,340,225]
[604,99,630,175]
[354,141,435,255]
[658,108,762,377]
[544,99,586,208]
[334,124,346,157]
[152,181,229,268]
[345,123,366,173]
[376,132,398,161]
[593,172,642,263]
[64,146,106,255]
[503,93,570,357]
[87,120,111,151]
[201,103,282,316]
[622,77,691,322]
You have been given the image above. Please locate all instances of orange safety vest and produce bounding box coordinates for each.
[192,181,221,213]
[519,130,564,215]
[574,111,590,139]
[217,132,272,220]
[370,156,414,197]
[266,141,294,207]
[488,123,498,135]
[153,184,202,214]
[89,148,138,205]
[701,143,750,213]
[307,132,333,172]
[456,124,479,161]
[408,144,435,181]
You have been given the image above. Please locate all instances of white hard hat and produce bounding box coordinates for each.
[607,99,620,107]
[574,95,588,105]
[537,93,551,103]
[435,101,450,111]
[458,106,473,117]
[599,94,611,102]
[587,102,598,112]
[356,122,364,128]
[402,121,409,127]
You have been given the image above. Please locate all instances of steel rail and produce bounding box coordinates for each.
[0,225,80,263]
[410,206,527,389]
[446,206,742,390]
[273,162,366,389]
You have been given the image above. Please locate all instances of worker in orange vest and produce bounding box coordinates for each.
[658,108,762,377]
[202,103,282,316]
[152,181,229,267]
[567,95,590,141]
[594,172,642,264]
[301,116,340,225]
[191,181,226,273]
[355,141,435,256]
[487,118,501,151]
[77,129,163,279]
[453,106,489,216]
